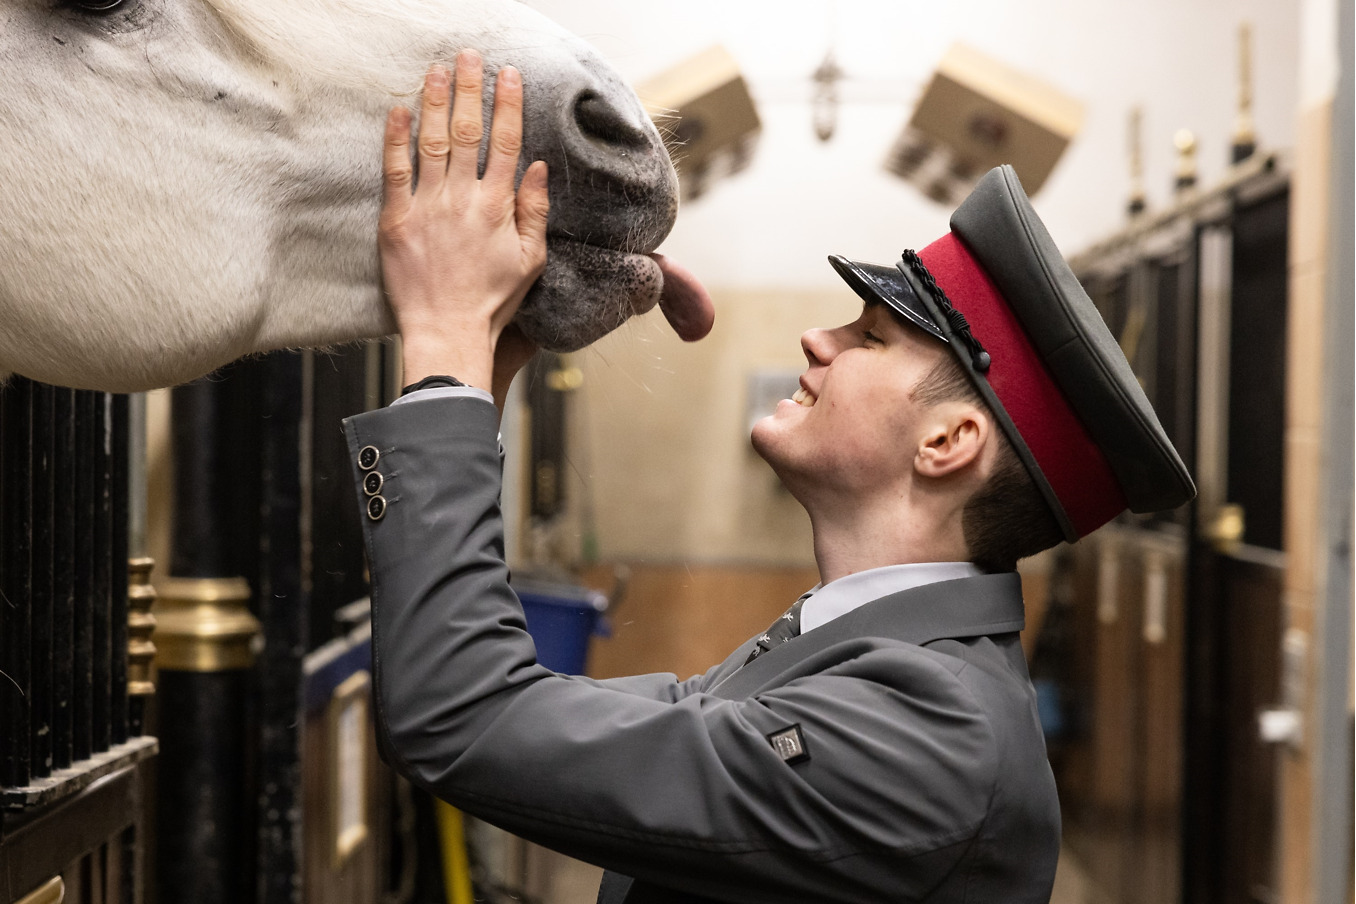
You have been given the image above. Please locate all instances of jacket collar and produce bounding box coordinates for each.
[710,572,1025,697]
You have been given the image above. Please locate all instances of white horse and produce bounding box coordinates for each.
[0,0,708,392]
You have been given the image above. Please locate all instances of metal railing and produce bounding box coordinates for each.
[0,380,143,803]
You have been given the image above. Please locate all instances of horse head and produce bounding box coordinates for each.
[0,0,710,391]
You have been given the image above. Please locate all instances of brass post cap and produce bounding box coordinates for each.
[152,576,262,672]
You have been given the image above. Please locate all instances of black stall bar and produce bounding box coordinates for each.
[51,387,76,770]
[92,394,114,755]
[28,383,54,782]
[108,393,131,748]
[0,379,34,789]
[254,350,308,904]
[155,374,263,904]
[72,389,97,764]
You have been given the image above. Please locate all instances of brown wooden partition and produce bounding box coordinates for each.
[1059,157,1291,904]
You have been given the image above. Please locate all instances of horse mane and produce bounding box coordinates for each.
[203,0,528,97]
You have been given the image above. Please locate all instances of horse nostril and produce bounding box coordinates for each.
[573,91,649,150]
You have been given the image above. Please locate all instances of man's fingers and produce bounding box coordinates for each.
[381,106,414,222]
[516,160,550,270]
[481,66,523,197]
[416,65,451,194]
[449,50,485,181]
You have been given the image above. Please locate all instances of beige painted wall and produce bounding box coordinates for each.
[557,287,865,565]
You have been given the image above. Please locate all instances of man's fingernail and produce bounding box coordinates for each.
[501,67,520,87]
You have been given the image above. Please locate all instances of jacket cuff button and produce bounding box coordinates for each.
[363,471,384,496]
[358,445,380,470]
[367,495,387,521]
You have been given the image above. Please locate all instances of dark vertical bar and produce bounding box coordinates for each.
[74,389,97,762]
[1227,191,1290,551]
[0,378,34,788]
[92,393,114,753]
[157,671,253,904]
[0,382,5,785]
[30,382,55,778]
[111,393,130,745]
[52,387,76,768]
[309,348,370,650]
[256,351,307,904]
[158,368,262,904]
[527,352,568,520]
[170,365,261,581]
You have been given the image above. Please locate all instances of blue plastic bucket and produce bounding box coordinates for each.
[515,580,609,675]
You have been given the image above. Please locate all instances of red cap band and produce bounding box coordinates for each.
[918,234,1127,537]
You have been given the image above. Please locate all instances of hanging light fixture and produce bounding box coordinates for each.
[811,51,845,142]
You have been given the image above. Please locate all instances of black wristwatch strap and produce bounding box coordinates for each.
[401,375,467,395]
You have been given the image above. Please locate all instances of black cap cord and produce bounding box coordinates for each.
[899,250,992,373]
[897,251,1079,542]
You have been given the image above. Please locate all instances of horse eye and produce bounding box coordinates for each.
[69,0,127,11]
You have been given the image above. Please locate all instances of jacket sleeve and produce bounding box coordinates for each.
[345,396,998,904]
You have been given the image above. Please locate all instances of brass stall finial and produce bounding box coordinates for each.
[153,576,261,672]
[1127,106,1146,217]
[127,557,158,696]
[1174,129,1198,195]
[1232,22,1257,164]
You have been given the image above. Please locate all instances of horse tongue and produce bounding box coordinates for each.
[651,253,714,341]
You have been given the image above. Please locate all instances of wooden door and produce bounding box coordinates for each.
[1057,165,1290,904]
[1183,186,1289,904]
[1054,227,1197,904]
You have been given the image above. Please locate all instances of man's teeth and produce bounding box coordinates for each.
[792,388,814,407]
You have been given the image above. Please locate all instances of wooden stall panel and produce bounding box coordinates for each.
[1056,525,1187,904]
[581,563,822,682]
[1133,534,1187,904]
[303,670,382,904]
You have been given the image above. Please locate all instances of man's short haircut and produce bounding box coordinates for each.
[910,352,1065,573]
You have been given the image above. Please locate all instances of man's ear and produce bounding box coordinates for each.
[914,403,990,479]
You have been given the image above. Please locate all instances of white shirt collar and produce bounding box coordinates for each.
[799,562,984,634]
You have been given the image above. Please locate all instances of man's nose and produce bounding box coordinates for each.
[801,327,837,367]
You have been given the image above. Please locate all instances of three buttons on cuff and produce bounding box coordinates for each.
[358,444,387,522]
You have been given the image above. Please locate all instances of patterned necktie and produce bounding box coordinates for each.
[744,595,808,664]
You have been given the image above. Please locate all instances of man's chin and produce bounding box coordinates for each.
[749,419,790,474]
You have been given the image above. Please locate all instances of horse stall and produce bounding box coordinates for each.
[0,344,436,904]
[0,383,157,904]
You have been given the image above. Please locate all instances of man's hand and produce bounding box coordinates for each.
[379,51,550,394]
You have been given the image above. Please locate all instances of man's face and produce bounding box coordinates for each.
[750,303,953,499]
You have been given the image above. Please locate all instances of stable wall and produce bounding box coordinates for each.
[530,0,1302,567]
[532,0,1300,293]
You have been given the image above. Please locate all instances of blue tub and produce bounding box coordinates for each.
[514,579,609,676]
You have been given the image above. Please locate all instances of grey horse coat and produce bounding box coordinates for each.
[344,395,1060,903]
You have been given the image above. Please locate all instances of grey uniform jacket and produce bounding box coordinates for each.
[344,396,1061,904]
